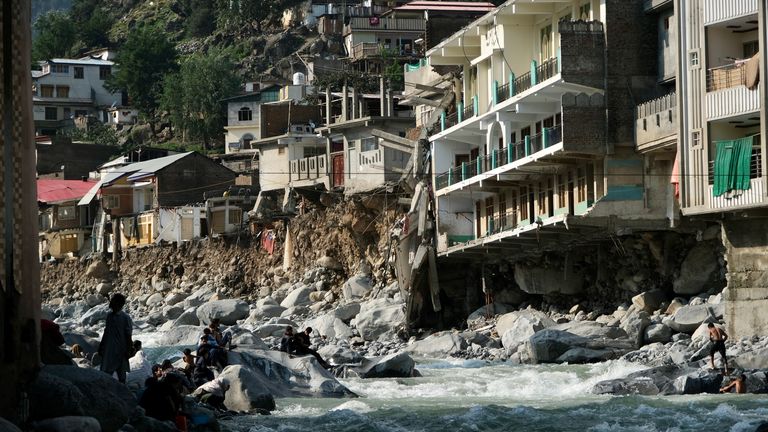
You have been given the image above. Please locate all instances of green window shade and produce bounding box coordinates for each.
[713,137,753,196]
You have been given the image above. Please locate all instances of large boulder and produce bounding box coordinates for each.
[732,346,768,370]
[519,329,633,364]
[551,321,627,340]
[592,377,660,395]
[667,304,718,333]
[32,416,101,432]
[247,304,286,321]
[79,304,111,326]
[673,242,721,295]
[632,290,667,313]
[619,307,651,348]
[182,287,214,309]
[673,370,724,394]
[280,286,313,309]
[333,303,361,322]
[644,324,673,344]
[496,309,555,339]
[31,365,136,432]
[171,307,200,326]
[62,332,100,354]
[514,263,583,295]
[303,313,353,340]
[254,323,292,338]
[404,332,467,358]
[354,299,405,341]
[218,365,276,412]
[339,352,417,378]
[85,260,110,280]
[318,345,365,365]
[57,301,90,320]
[196,299,249,325]
[227,348,355,398]
[342,275,372,302]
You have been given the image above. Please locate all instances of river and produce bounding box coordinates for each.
[213,359,768,432]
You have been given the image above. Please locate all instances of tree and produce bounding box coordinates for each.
[106,26,178,134]
[160,51,240,150]
[32,11,77,61]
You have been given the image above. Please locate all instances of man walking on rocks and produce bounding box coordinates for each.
[99,293,133,383]
[708,323,729,374]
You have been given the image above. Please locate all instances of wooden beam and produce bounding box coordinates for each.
[371,129,416,149]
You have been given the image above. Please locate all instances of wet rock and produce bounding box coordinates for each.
[556,347,622,363]
[644,323,673,344]
[79,304,111,326]
[218,365,277,412]
[339,352,417,378]
[499,310,557,354]
[592,377,660,395]
[673,242,721,295]
[673,370,724,394]
[405,331,467,357]
[520,329,633,364]
[318,345,364,365]
[32,416,101,432]
[196,299,249,325]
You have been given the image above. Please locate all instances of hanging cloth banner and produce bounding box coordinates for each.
[713,137,753,197]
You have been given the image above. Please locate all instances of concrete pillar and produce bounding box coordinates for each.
[341,79,349,122]
[722,218,768,339]
[325,87,332,125]
[386,86,394,117]
[380,76,386,116]
[351,86,359,119]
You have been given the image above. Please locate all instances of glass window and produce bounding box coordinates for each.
[99,66,112,80]
[57,206,76,220]
[40,85,54,97]
[56,86,69,98]
[45,107,57,120]
[74,66,84,79]
[579,2,591,20]
[238,107,252,122]
[52,64,69,74]
[361,137,377,152]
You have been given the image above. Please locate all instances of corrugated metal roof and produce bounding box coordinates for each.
[48,58,114,66]
[38,179,98,204]
[77,171,130,206]
[124,152,193,181]
[394,1,495,12]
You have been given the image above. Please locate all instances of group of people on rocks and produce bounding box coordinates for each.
[279,325,331,369]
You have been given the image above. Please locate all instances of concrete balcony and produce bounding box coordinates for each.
[703,0,757,26]
[289,154,327,183]
[706,64,760,120]
[635,92,677,153]
[349,42,421,60]
[344,17,426,35]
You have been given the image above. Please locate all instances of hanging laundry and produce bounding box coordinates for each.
[261,230,275,255]
[713,137,753,197]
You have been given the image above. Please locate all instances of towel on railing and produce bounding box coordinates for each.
[670,151,680,199]
[713,137,753,197]
[745,52,760,90]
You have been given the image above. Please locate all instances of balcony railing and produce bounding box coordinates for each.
[497,81,511,104]
[493,57,559,106]
[290,154,327,182]
[441,97,476,131]
[345,17,426,33]
[707,63,748,92]
[707,144,762,184]
[434,125,562,190]
[359,147,382,166]
[483,212,518,238]
[350,42,420,60]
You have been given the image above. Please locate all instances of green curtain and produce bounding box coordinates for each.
[713,137,753,196]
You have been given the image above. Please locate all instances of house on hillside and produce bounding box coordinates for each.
[80,152,236,250]
[223,82,282,155]
[37,178,98,260]
[31,56,126,136]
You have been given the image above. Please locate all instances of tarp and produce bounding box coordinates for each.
[713,137,753,197]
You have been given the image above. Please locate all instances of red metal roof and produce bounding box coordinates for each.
[37,178,98,204]
[394,1,495,12]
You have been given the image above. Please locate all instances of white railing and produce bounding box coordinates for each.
[709,177,766,210]
[706,85,760,120]
[289,154,327,181]
[359,147,382,167]
[703,0,757,25]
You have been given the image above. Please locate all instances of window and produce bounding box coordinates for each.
[229,209,242,224]
[103,195,120,209]
[74,67,84,79]
[485,197,495,234]
[537,183,547,215]
[278,147,286,155]
[56,86,69,98]
[44,107,57,120]
[304,146,323,157]
[40,85,54,97]
[99,66,112,80]
[238,107,252,122]
[51,64,69,74]
[688,50,700,68]
[557,174,568,209]
[498,193,507,229]
[540,24,553,62]
[577,168,587,202]
[361,137,377,152]
[520,187,529,222]
[692,130,702,148]
[511,190,518,225]
[57,206,76,221]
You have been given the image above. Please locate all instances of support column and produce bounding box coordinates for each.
[341,79,349,122]
[351,86,359,119]
[380,76,386,116]
[324,87,332,125]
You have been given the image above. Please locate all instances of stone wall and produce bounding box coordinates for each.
[722,218,768,339]
[562,92,606,154]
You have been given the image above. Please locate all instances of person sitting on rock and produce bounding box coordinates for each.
[182,348,196,378]
[209,318,236,350]
[193,346,215,387]
[708,323,729,374]
[98,293,133,384]
[280,326,295,354]
[720,374,746,394]
[126,340,152,390]
[193,377,230,411]
[140,372,185,422]
[294,327,331,369]
[200,328,228,370]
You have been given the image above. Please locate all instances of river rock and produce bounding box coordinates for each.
[342,275,372,301]
[673,242,720,295]
[227,348,355,398]
[196,299,249,325]
[248,303,286,321]
[342,352,417,378]
[405,331,467,357]
[32,416,101,432]
[232,331,269,349]
[333,302,361,322]
[667,304,718,333]
[85,294,104,307]
[632,290,667,313]
[520,329,633,364]
[145,293,164,307]
[158,325,203,346]
[33,365,136,432]
[496,309,555,339]
[172,307,200,326]
[592,377,660,395]
[254,323,291,338]
[318,345,364,365]
[354,299,405,341]
[644,324,673,344]
[218,365,277,412]
[79,304,110,326]
[552,321,627,340]
[63,332,100,354]
[732,346,768,370]
[466,303,516,326]
[0,418,21,432]
[665,298,686,315]
[280,286,313,308]
[619,307,651,348]
[556,347,623,363]
[85,260,110,280]
[514,263,583,295]
[303,313,353,340]
[183,287,214,309]
[164,292,187,306]
[163,305,184,320]
[673,370,723,394]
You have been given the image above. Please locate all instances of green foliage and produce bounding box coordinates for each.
[183,0,216,37]
[59,122,119,147]
[381,48,404,91]
[78,9,115,50]
[159,50,240,149]
[32,11,77,61]
[107,26,178,128]
[313,69,379,94]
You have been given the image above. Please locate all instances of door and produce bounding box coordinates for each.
[332,153,345,188]
[181,217,194,240]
